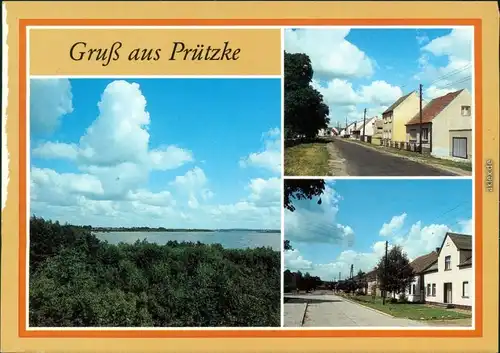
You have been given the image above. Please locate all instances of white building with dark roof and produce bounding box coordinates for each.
[421,232,473,309]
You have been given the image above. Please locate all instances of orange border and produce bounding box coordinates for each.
[18,18,483,338]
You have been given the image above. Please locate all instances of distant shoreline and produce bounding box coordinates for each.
[92,228,281,234]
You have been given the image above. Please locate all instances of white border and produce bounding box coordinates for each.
[24,24,476,332]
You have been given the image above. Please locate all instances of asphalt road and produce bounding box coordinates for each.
[332,139,456,176]
[284,294,428,327]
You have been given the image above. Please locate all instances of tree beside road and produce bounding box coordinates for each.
[284,52,330,141]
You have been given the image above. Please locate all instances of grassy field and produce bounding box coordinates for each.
[348,295,472,321]
[284,142,330,176]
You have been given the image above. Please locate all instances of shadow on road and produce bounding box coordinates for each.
[284,297,342,304]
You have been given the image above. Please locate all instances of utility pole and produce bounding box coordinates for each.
[339,271,341,281]
[362,108,367,142]
[350,264,354,279]
[419,84,423,154]
[382,240,388,305]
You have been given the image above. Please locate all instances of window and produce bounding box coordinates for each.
[422,128,429,141]
[426,284,431,296]
[432,284,436,296]
[461,105,471,116]
[452,137,468,159]
[412,284,416,295]
[445,255,451,270]
[462,281,469,298]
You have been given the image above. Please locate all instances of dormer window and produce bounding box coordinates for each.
[461,105,471,116]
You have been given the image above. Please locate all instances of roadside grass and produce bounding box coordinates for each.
[285,142,331,176]
[347,139,472,173]
[347,295,472,321]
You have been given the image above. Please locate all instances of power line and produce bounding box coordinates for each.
[426,63,472,87]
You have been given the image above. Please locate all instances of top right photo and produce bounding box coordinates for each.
[284,27,474,177]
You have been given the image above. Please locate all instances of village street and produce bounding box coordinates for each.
[284,294,429,327]
[327,138,459,176]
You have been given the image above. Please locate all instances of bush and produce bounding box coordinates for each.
[398,293,408,303]
[389,298,398,304]
[29,217,280,327]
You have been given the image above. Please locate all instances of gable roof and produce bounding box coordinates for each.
[382,92,415,115]
[409,251,438,274]
[448,233,473,250]
[406,89,464,126]
[365,268,377,281]
[437,232,472,257]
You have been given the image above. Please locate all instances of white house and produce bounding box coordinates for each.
[407,232,473,309]
[406,251,439,303]
[318,128,331,137]
[405,89,473,161]
[353,117,379,141]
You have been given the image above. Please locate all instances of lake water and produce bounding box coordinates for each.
[95,231,281,251]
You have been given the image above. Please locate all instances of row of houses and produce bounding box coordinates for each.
[364,232,473,310]
[336,89,473,162]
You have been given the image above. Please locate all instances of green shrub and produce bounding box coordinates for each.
[29,217,280,327]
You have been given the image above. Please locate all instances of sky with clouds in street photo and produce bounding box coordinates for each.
[284,27,473,127]
[285,179,473,281]
[30,78,281,229]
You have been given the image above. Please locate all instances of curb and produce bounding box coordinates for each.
[336,138,470,176]
[301,302,309,326]
[340,295,395,318]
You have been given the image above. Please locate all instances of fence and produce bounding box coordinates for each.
[381,140,431,154]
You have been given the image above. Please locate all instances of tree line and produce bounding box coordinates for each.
[29,216,281,327]
[283,237,415,301]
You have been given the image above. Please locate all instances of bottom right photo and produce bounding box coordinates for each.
[283,178,474,328]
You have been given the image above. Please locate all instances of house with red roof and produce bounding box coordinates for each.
[405,89,472,161]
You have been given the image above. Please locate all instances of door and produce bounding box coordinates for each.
[452,137,467,159]
[444,283,452,304]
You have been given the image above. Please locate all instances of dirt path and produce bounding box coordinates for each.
[326,142,348,176]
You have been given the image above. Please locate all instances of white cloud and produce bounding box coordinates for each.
[285,28,375,80]
[30,79,73,134]
[30,80,280,230]
[415,28,473,99]
[32,80,194,171]
[239,127,281,174]
[171,167,214,209]
[285,249,314,271]
[379,213,407,237]
[312,79,402,123]
[32,141,78,160]
[285,184,354,245]
[247,177,281,207]
[313,79,402,107]
[148,146,194,171]
[31,167,104,206]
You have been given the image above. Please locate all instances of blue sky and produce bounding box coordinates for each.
[285,179,473,280]
[30,78,281,229]
[285,27,473,127]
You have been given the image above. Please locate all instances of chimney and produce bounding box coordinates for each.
[435,247,440,253]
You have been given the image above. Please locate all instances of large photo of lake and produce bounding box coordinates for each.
[28,78,282,328]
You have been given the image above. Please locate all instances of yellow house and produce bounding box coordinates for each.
[382,91,420,145]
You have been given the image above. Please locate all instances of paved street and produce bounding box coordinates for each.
[284,294,428,327]
[330,138,457,176]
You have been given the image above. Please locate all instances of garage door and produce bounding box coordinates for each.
[452,137,467,159]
